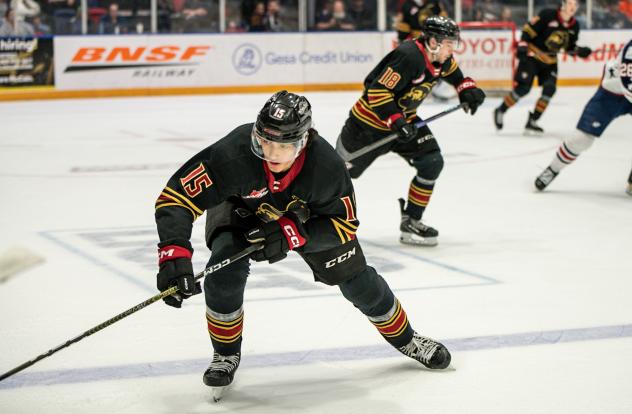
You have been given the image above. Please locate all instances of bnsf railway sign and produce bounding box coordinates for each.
[64,45,211,72]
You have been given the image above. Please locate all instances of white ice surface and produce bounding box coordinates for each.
[0,88,631,413]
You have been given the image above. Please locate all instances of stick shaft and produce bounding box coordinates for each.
[344,103,467,162]
[0,243,262,382]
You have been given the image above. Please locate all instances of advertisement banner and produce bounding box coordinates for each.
[54,33,384,90]
[53,30,632,92]
[0,37,54,87]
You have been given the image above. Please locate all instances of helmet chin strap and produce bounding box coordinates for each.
[425,39,442,60]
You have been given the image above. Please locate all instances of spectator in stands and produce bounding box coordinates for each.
[10,0,39,20]
[594,0,632,28]
[157,0,173,32]
[621,0,632,19]
[181,0,215,32]
[0,7,35,35]
[100,2,127,34]
[31,14,51,35]
[316,0,355,31]
[499,5,512,22]
[46,0,78,34]
[248,0,265,31]
[473,0,500,22]
[348,0,376,30]
[0,0,7,17]
[264,0,285,32]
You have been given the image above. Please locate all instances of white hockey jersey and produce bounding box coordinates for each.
[601,39,632,103]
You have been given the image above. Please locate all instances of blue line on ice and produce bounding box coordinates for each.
[2,323,631,390]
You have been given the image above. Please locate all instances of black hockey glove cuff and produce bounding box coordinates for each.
[457,78,486,115]
[516,41,528,61]
[575,46,592,58]
[388,114,416,143]
[157,244,201,308]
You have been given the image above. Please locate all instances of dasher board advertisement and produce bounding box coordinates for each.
[0,37,54,87]
[53,33,383,90]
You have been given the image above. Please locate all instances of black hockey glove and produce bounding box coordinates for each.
[516,41,528,61]
[388,115,416,143]
[157,243,202,308]
[456,77,486,115]
[245,213,307,264]
[575,46,592,58]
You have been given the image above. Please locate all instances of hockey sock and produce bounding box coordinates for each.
[406,176,434,220]
[499,91,520,112]
[532,96,551,120]
[549,130,595,173]
[368,298,414,348]
[206,306,244,355]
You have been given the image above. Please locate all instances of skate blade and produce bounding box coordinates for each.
[399,234,438,247]
[211,386,226,403]
[523,129,544,137]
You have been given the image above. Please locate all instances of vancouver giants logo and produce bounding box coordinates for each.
[233,44,262,76]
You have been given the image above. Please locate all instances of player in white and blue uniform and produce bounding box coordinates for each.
[535,39,632,195]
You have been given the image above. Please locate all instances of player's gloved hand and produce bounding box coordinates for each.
[245,213,307,264]
[157,243,202,308]
[456,77,486,115]
[388,115,416,143]
[575,46,592,58]
[516,41,528,60]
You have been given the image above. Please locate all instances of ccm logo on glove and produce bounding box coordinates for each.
[456,78,477,93]
[158,245,192,264]
[279,216,305,249]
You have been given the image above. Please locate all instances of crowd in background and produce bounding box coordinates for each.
[0,0,631,36]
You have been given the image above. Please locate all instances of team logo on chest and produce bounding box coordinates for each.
[243,187,269,199]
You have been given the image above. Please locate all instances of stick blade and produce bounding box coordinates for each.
[0,246,45,284]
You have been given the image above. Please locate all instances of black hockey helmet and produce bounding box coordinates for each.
[254,90,312,143]
[251,91,312,162]
[421,16,460,45]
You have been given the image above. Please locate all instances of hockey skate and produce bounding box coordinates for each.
[524,112,544,135]
[203,352,240,402]
[399,198,438,246]
[493,107,504,130]
[535,167,559,191]
[398,332,451,369]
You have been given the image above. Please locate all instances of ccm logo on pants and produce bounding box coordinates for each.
[325,247,356,268]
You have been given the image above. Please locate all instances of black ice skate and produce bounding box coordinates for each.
[535,166,559,191]
[493,107,504,130]
[399,198,438,246]
[398,332,451,369]
[524,112,544,135]
[203,352,241,402]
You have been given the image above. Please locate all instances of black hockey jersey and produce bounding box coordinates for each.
[350,39,464,131]
[155,124,359,253]
[396,0,447,43]
[521,8,580,64]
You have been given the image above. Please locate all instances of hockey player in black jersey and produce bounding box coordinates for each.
[494,0,592,134]
[395,0,447,44]
[336,16,486,246]
[154,91,451,400]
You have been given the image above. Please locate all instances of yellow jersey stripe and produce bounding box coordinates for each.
[164,186,204,216]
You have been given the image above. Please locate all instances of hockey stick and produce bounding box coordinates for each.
[0,243,263,382]
[342,102,468,162]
